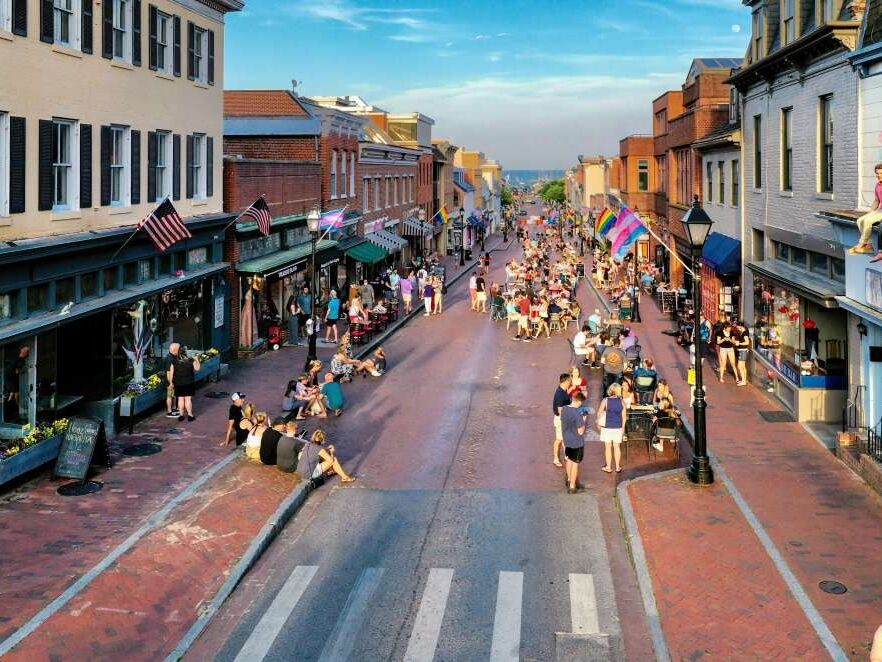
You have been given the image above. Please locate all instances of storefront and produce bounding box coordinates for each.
[0,214,232,436]
[401,217,433,263]
[748,261,847,422]
[700,232,742,322]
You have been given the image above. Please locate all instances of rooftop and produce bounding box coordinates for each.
[224,91,311,117]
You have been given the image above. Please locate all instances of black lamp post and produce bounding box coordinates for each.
[503,209,509,243]
[480,208,487,252]
[682,196,715,486]
[306,207,321,365]
[458,206,466,266]
[417,208,427,264]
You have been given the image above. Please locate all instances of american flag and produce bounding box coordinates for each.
[239,196,272,236]
[138,199,191,251]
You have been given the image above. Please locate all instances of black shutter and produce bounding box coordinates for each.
[80,124,92,209]
[147,132,157,203]
[185,134,193,198]
[12,0,27,36]
[173,15,181,77]
[186,21,194,80]
[9,117,26,214]
[207,29,214,85]
[206,136,213,197]
[130,130,140,204]
[100,125,111,206]
[132,0,141,65]
[40,0,53,43]
[148,5,157,70]
[81,0,92,53]
[101,0,112,58]
[172,133,181,200]
[37,120,53,211]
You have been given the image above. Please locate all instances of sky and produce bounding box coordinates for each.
[225,0,748,170]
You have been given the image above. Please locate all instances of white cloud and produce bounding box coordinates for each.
[487,52,502,63]
[473,34,491,40]
[731,24,742,32]
[285,1,438,34]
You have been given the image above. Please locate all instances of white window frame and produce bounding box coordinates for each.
[156,11,172,72]
[782,0,796,45]
[0,0,11,33]
[340,151,347,199]
[112,0,132,62]
[393,176,398,206]
[732,159,739,206]
[819,0,835,23]
[362,177,369,210]
[781,107,793,191]
[330,150,337,199]
[820,95,834,193]
[385,176,390,208]
[706,161,713,202]
[718,161,725,204]
[52,118,79,212]
[155,130,172,202]
[191,132,206,200]
[110,125,131,207]
[349,153,356,197]
[0,112,8,217]
[373,177,380,210]
[53,0,81,49]
[193,25,207,83]
[409,175,414,202]
[637,159,649,192]
[752,7,765,61]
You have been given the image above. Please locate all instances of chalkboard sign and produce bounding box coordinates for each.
[54,417,111,480]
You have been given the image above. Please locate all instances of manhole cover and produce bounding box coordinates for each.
[122,443,162,457]
[819,580,847,595]
[205,391,230,399]
[758,410,795,423]
[167,427,183,434]
[57,480,103,496]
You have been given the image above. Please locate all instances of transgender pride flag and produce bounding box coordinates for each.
[609,207,647,261]
[320,208,346,230]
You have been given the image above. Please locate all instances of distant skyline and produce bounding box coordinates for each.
[225,0,748,169]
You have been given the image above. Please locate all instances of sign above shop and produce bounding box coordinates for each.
[54,417,112,481]
[321,257,340,269]
[276,260,307,279]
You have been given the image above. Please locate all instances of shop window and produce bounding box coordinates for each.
[104,267,119,292]
[139,259,154,281]
[56,277,75,305]
[36,331,58,419]
[123,262,138,286]
[775,242,789,262]
[27,284,49,313]
[285,226,309,248]
[81,272,98,299]
[791,247,806,268]
[187,246,207,267]
[809,252,828,276]
[0,291,17,321]
[831,257,845,282]
[159,253,173,275]
[2,342,32,425]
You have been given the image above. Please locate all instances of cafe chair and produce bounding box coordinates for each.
[651,420,680,461]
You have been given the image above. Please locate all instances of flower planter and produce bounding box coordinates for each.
[0,433,64,485]
[195,356,221,383]
[119,386,166,418]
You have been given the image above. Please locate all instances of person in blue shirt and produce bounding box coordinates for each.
[324,290,341,344]
[320,372,345,416]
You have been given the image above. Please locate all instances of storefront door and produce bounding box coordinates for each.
[2,338,36,428]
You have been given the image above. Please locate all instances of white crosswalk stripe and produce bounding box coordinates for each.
[317,566,386,662]
[403,567,454,662]
[568,573,600,635]
[489,571,524,662]
[233,565,318,662]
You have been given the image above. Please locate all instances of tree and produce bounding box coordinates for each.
[500,186,514,207]
[539,179,566,205]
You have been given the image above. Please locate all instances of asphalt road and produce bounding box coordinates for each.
[188,208,626,661]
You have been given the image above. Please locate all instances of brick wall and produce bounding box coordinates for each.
[320,133,360,211]
[223,158,321,216]
[224,136,317,161]
[359,161,420,227]
[224,235,242,349]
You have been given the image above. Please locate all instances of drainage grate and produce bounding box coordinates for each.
[167,427,183,434]
[122,443,162,457]
[819,580,847,595]
[758,410,796,423]
[57,480,103,496]
[204,391,230,399]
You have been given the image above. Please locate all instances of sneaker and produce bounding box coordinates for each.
[165,411,179,418]
[512,336,521,341]
[522,337,533,342]
[370,369,382,377]
[178,415,186,422]
[652,442,664,452]
[187,415,195,422]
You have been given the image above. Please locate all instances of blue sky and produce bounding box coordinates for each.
[226,0,748,169]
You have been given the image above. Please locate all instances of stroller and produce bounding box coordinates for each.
[267,323,283,351]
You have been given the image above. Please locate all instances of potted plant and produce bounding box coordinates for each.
[194,347,221,382]
[0,418,71,484]
[119,373,165,417]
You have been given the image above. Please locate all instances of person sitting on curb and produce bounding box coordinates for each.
[299,429,356,486]
[273,419,307,473]
[292,373,327,420]
[320,372,345,416]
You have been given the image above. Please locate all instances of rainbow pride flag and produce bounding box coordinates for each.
[432,205,450,225]
[595,208,616,236]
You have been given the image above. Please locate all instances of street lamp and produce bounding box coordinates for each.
[480,208,487,252]
[306,206,321,365]
[418,207,427,264]
[631,207,643,324]
[682,195,715,486]
[458,206,466,266]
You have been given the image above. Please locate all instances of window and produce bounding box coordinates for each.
[791,246,807,268]
[776,242,790,262]
[819,0,835,24]
[112,0,131,61]
[373,178,380,210]
[410,175,414,202]
[0,0,10,32]
[139,258,154,280]
[104,267,119,292]
[154,131,171,201]
[753,115,762,188]
[53,119,76,211]
[752,7,765,61]
[340,151,347,199]
[54,0,77,47]
[657,155,667,195]
[809,252,829,276]
[350,153,356,197]
[56,277,75,304]
[110,126,129,206]
[191,133,204,199]
[706,161,713,202]
[385,177,390,208]
[28,284,49,313]
[731,160,739,205]
[0,112,7,217]
[718,161,725,203]
[80,272,98,298]
[192,26,206,82]
[832,257,845,281]
[362,178,369,210]
[729,88,740,124]
[0,291,18,321]
[156,11,172,72]
[393,176,398,205]
[781,108,792,191]
[159,253,173,275]
[330,150,337,199]
[782,0,796,45]
[637,159,649,192]
[820,95,833,192]
[123,261,138,285]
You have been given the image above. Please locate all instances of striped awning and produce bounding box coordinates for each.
[365,230,407,253]
[400,218,432,237]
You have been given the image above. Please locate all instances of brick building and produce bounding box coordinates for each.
[650,90,684,280]
[432,140,458,254]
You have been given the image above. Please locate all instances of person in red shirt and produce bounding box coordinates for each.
[512,294,533,342]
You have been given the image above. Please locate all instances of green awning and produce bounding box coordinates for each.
[345,241,389,265]
[237,239,338,277]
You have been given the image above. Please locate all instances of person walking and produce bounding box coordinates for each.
[552,373,572,467]
[561,392,587,493]
[324,290,341,344]
[717,323,738,384]
[164,342,181,418]
[469,272,478,310]
[296,285,313,338]
[597,382,627,473]
[360,279,375,309]
[400,271,414,314]
[423,279,435,317]
[432,276,444,315]
[173,349,201,422]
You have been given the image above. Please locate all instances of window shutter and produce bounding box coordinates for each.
[185,134,193,198]
[12,0,27,36]
[81,0,93,54]
[207,30,215,85]
[102,0,112,58]
[80,124,92,209]
[147,131,157,202]
[172,133,181,199]
[132,0,141,66]
[130,130,141,204]
[40,0,53,43]
[206,136,213,197]
[100,125,112,206]
[9,117,26,214]
[172,15,181,77]
[148,5,157,70]
[186,21,194,80]
[38,120,53,211]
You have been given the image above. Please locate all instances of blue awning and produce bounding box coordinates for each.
[701,232,741,275]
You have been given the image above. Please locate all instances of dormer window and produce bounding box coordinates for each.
[729,88,740,123]
[782,0,796,45]
[752,7,766,60]
[819,0,835,24]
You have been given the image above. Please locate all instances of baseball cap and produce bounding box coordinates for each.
[231,392,246,401]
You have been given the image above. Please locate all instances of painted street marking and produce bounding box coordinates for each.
[233,565,318,662]
[489,571,523,662]
[403,568,454,662]
[568,573,600,635]
[318,567,386,662]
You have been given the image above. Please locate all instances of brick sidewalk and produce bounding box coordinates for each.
[591,280,882,659]
[0,236,501,659]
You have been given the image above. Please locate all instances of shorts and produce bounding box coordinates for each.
[175,383,195,398]
[326,318,337,327]
[600,427,624,444]
[737,348,750,362]
[476,292,487,302]
[403,293,412,304]
[553,415,562,440]
[166,383,175,399]
[564,446,584,463]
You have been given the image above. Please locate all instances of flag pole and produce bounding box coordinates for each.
[317,204,349,243]
[214,193,268,239]
[108,225,143,263]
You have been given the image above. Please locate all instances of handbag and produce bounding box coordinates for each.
[597,408,606,429]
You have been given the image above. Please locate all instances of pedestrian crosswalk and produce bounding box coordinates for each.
[230,566,604,662]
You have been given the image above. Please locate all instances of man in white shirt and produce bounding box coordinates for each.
[573,323,594,366]
[588,308,602,333]
[469,272,478,310]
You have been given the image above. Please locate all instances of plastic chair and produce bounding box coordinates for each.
[634,375,657,404]
[651,420,680,460]
[549,313,561,333]
[624,344,642,364]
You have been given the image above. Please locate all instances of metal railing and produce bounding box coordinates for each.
[868,418,882,466]
[842,385,866,432]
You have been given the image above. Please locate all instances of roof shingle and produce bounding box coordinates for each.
[224,91,310,117]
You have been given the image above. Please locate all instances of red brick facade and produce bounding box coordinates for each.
[319,133,360,212]
[223,136,317,162]
[223,158,321,217]
[417,153,433,219]
[359,162,419,228]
